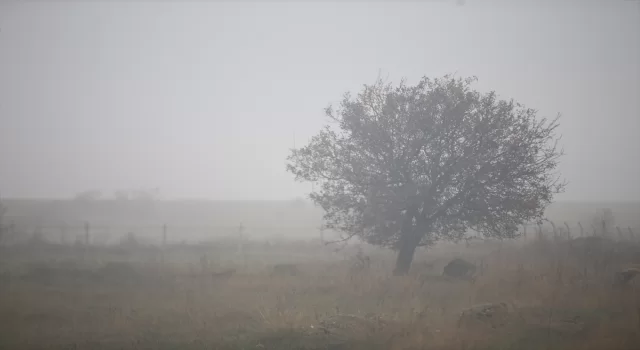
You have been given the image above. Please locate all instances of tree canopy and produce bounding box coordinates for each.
[287,75,565,275]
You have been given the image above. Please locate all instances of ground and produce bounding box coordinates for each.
[0,235,639,350]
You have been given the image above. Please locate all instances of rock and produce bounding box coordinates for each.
[443,258,476,279]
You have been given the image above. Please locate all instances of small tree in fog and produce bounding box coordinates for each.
[287,75,565,275]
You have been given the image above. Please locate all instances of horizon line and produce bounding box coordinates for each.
[2,197,639,204]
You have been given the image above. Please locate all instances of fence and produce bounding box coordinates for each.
[0,219,327,246]
[1,217,638,247]
[520,220,638,242]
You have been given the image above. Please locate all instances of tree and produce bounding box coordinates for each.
[286,75,565,275]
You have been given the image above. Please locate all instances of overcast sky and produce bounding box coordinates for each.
[0,0,638,201]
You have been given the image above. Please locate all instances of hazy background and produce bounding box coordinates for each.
[1,0,639,202]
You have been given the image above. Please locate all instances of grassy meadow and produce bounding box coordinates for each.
[1,231,639,350]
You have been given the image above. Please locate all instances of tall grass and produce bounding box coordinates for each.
[0,233,639,350]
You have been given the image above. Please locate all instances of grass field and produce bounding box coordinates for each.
[0,234,639,350]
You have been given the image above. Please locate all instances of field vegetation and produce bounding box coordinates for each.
[1,229,639,350]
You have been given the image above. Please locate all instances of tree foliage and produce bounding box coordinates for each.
[287,75,565,274]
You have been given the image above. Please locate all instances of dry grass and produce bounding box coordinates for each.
[0,236,639,350]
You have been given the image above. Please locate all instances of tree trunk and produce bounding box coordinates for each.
[393,232,420,276]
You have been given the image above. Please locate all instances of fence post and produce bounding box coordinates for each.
[602,219,607,237]
[537,223,543,240]
[549,220,557,240]
[578,222,584,237]
[564,222,571,240]
[162,224,167,246]
[590,224,597,237]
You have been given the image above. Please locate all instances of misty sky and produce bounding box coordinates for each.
[0,1,638,201]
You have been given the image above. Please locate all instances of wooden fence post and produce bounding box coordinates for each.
[564,222,571,240]
[549,220,557,240]
[578,222,584,237]
[537,223,543,240]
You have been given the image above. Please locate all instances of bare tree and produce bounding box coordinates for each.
[287,75,565,275]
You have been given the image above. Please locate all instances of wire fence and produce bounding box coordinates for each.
[1,217,638,247]
[520,220,638,242]
[0,219,328,246]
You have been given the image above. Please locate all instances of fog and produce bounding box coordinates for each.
[1,0,638,201]
[2,2,640,349]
